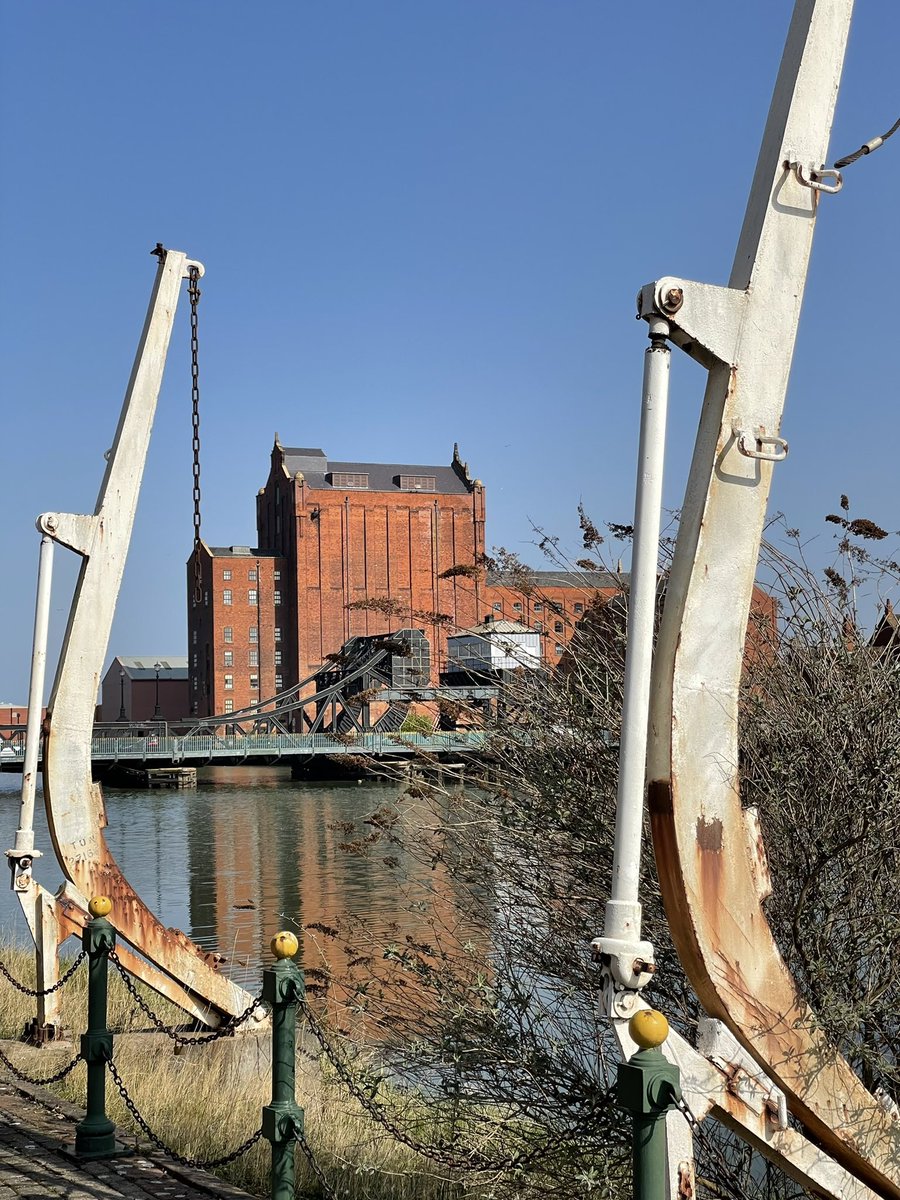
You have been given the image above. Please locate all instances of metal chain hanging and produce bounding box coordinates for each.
[108,951,265,1046]
[0,949,85,997]
[106,1057,265,1169]
[188,265,203,606]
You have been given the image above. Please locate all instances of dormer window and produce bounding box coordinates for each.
[398,475,436,492]
[330,472,369,489]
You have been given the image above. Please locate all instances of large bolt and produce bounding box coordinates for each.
[662,286,684,314]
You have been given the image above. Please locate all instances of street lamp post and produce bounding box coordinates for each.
[118,669,126,722]
[153,662,161,719]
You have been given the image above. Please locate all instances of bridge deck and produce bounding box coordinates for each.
[0,730,485,768]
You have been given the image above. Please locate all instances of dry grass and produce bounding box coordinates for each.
[0,941,461,1199]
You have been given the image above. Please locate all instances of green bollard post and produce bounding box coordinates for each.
[617,1009,681,1200]
[262,930,306,1200]
[75,896,118,1159]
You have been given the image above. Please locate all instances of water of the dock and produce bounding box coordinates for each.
[0,1069,257,1199]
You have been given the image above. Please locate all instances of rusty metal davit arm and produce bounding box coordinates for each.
[635,1,900,1195]
[15,248,255,1027]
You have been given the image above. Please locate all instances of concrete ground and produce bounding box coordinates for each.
[0,1071,260,1200]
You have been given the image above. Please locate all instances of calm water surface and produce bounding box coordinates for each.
[0,767,419,991]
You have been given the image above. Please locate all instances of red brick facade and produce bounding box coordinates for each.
[187,547,287,717]
[254,441,486,685]
[188,440,485,715]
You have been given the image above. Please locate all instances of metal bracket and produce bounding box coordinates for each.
[697,1018,788,1131]
[785,157,843,194]
[732,424,789,462]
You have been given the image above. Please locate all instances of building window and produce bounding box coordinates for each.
[535,621,543,631]
[554,621,564,634]
[274,627,282,643]
[224,650,233,667]
[274,570,281,581]
[249,568,258,582]
[274,590,282,606]
[223,569,232,581]
[224,674,234,691]
[512,602,522,612]
[274,649,282,666]
[492,602,502,612]
[250,674,259,691]
[534,602,543,613]
[224,626,233,643]
[223,589,232,606]
[249,627,258,643]
[224,699,233,713]
[398,474,436,492]
[248,589,258,606]
[555,643,564,655]
[248,649,258,667]
[329,471,368,489]
[574,603,584,614]
[275,674,283,691]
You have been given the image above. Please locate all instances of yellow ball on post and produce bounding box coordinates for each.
[629,1009,669,1049]
[88,896,112,918]
[271,931,299,960]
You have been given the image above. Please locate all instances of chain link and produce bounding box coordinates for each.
[0,950,86,997]
[300,999,614,1173]
[294,1124,340,1200]
[108,952,265,1046]
[106,1056,264,1168]
[0,1046,82,1087]
[188,264,203,606]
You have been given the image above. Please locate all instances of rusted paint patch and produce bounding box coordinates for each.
[696,816,723,852]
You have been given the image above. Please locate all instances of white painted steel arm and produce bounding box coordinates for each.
[642,1,900,1193]
[594,317,669,989]
[9,535,54,866]
[37,249,254,1024]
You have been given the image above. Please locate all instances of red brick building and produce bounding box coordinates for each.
[188,439,486,716]
[483,570,620,663]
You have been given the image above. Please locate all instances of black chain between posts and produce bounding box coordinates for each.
[294,1124,340,1200]
[108,952,265,1047]
[106,1056,265,1169]
[188,264,203,606]
[0,949,86,997]
[300,998,616,1174]
[0,1046,82,1087]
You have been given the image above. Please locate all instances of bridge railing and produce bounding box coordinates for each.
[2,730,487,765]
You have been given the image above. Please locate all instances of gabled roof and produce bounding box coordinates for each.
[115,657,188,681]
[277,443,476,495]
[452,618,535,637]
[207,546,280,558]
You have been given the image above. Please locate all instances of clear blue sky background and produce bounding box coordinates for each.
[1,1,897,702]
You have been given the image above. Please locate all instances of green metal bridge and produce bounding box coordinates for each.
[0,729,485,770]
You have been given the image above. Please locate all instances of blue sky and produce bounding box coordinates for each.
[1,1,898,701]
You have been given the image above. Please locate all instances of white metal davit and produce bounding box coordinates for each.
[9,248,259,1034]
[598,1,900,1196]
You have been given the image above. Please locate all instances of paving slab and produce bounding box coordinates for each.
[0,1073,260,1200]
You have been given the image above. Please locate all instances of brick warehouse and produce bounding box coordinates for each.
[188,439,487,716]
[186,437,777,718]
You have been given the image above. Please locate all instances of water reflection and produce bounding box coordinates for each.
[0,767,441,993]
